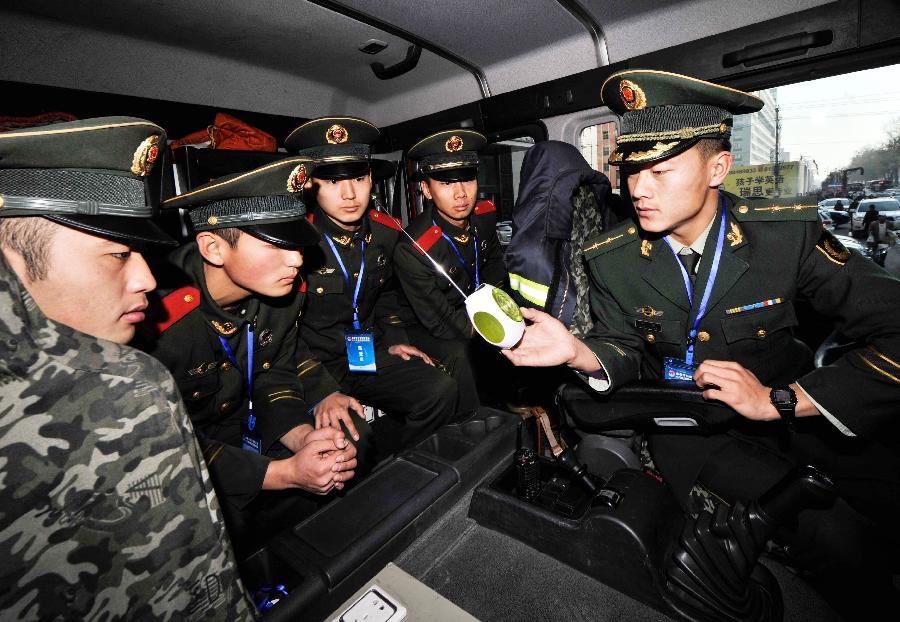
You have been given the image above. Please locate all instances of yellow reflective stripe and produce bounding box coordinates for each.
[508,273,549,307]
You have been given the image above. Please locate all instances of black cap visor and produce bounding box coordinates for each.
[312,158,395,182]
[48,214,177,246]
[424,165,479,183]
[244,217,320,249]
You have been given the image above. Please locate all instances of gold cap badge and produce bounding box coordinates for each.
[326,124,349,144]
[131,135,161,177]
[287,163,307,193]
[619,79,646,111]
[445,135,464,152]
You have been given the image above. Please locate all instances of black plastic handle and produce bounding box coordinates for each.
[371,44,422,80]
[723,30,833,68]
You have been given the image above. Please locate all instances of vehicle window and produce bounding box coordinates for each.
[478,136,535,221]
[580,121,620,190]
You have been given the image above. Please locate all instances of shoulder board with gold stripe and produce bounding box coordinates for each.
[415,225,443,254]
[474,199,496,216]
[148,286,201,333]
[582,223,640,259]
[369,209,402,230]
[732,200,818,222]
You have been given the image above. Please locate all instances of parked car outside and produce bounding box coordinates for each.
[496,220,513,246]
[818,208,834,230]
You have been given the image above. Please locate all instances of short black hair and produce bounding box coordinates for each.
[0,217,59,281]
[694,137,732,160]
[214,227,242,248]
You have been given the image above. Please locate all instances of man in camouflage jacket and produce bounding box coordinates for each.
[0,118,255,619]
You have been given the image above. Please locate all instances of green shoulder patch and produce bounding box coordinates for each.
[815,230,851,266]
[582,222,640,260]
[731,197,819,223]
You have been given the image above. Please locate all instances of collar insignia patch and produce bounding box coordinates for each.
[211,320,238,336]
[726,221,744,247]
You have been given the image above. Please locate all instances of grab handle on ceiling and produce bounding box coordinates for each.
[371,44,422,80]
[723,30,833,68]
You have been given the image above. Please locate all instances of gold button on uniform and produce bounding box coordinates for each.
[756,328,767,338]
[646,333,656,343]
[627,226,636,234]
[207,216,219,225]
[219,402,230,412]
[738,205,749,214]
[183,294,194,303]
[0,196,5,209]
[262,361,271,370]
[697,331,710,342]
[191,391,202,399]
[220,361,232,372]
[316,287,324,294]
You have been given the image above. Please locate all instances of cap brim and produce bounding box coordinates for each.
[611,137,701,167]
[424,166,479,182]
[313,160,371,180]
[48,214,177,246]
[244,217,320,249]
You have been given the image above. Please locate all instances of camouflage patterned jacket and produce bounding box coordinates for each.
[0,255,257,620]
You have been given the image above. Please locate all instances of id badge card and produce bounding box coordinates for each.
[662,356,697,384]
[345,331,377,373]
[241,433,262,454]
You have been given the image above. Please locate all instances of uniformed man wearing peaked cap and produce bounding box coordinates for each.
[503,70,900,617]
[0,118,256,618]
[283,116,461,453]
[139,156,364,556]
[393,129,510,409]
[285,115,395,181]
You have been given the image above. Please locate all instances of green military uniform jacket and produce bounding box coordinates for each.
[582,192,900,440]
[141,243,330,509]
[393,201,508,340]
[301,205,410,383]
[0,254,256,620]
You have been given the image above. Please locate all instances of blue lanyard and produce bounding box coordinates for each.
[662,197,727,366]
[218,323,255,432]
[324,236,366,331]
[433,220,479,287]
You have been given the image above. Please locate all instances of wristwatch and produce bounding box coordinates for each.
[770,386,798,427]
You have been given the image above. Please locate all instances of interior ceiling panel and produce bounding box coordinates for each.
[0,0,844,128]
[0,0,479,126]
[334,0,599,95]
[581,0,837,62]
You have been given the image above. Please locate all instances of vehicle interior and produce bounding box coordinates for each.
[3,1,899,620]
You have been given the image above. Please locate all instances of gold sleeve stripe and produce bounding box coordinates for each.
[271,395,306,403]
[206,444,226,465]
[297,361,322,377]
[268,389,300,397]
[856,352,900,384]
[868,346,900,371]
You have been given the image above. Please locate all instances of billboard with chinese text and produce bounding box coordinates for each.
[723,161,804,198]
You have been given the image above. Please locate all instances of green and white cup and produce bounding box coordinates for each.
[465,284,525,348]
